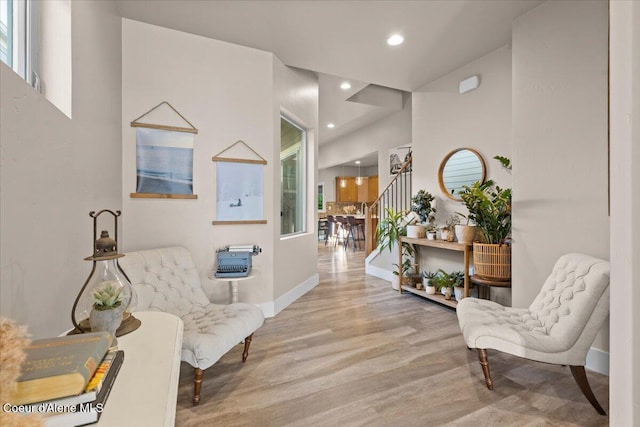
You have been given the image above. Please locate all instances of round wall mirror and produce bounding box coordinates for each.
[438,148,486,200]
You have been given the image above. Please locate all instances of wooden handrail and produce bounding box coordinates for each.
[365,155,413,254]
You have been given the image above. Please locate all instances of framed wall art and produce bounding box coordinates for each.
[389,145,412,176]
[212,140,267,225]
[130,102,198,199]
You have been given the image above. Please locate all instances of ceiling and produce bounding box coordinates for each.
[117,0,544,162]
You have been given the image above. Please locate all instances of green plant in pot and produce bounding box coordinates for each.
[431,269,455,300]
[459,175,512,281]
[89,281,124,335]
[411,190,436,224]
[422,271,438,295]
[377,208,414,290]
[450,270,465,301]
[440,215,460,242]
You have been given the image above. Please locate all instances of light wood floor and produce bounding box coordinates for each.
[175,244,609,426]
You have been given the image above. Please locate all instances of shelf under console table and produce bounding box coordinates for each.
[398,237,474,308]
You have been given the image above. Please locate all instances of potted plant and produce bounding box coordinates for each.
[450,270,465,301]
[422,271,438,295]
[432,269,455,300]
[426,224,437,240]
[440,215,460,242]
[89,281,124,335]
[459,175,512,281]
[411,190,436,224]
[453,212,476,244]
[377,208,414,290]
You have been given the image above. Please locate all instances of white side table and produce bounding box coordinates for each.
[208,273,255,303]
[98,311,183,427]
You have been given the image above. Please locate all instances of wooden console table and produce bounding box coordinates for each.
[398,237,473,308]
[97,311,184,426]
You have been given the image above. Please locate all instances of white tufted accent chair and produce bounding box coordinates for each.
[119,246,265,405]
[457,253,610,415]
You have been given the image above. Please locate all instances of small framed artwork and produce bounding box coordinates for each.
[134,128,195,196]
[215,162,264,222]
[130,101,198,199]
[389,145,412,176]
[318,182,325,212]
[212,140,268,225]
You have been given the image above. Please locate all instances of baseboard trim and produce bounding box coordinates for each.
[365,263,394,281]
[586,347,609,375]
[255,274,320,318]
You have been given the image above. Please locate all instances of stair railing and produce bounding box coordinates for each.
[364,155,413,254]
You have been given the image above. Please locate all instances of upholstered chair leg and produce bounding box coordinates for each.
[570,366,606,415]
[242,333,254,362]
[193,368,204,406]
[477,349,494,390]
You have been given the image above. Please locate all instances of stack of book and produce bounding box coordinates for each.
[11,331,125,427]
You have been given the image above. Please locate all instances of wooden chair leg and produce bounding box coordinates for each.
[192,368,204,406]
[477,348,494,390]
[570,365,606,415]
[242,333,254,362]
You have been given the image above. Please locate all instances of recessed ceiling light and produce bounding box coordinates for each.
[387,34,404,46]
[340,82,351,90]
[355,160,361,165]
[327,123,335,128]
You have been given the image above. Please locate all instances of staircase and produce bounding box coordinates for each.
[364,155,413,254]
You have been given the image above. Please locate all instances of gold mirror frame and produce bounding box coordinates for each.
[438,148,487,201]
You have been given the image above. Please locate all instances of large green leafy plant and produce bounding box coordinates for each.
[459,180,511,244]
[411,190,436,224]
[377,208,414,275]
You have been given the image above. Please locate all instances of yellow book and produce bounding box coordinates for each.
[12,331,114,405]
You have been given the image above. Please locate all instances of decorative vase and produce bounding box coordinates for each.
[444,287,453,300]
[90,307,123,336]
[455,225,476,244]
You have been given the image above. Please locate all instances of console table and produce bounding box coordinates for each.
[98,311,184,427]
[398,237,473,308]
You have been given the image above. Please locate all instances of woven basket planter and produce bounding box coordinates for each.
[473,242,511,281]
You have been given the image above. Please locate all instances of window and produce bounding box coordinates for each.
[280,116,307,236]
[1,0,39,89]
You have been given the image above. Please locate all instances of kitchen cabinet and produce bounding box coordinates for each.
[336,176,379,203]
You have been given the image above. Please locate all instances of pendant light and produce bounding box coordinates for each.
[340,165,347,188]
[355,161,363,186]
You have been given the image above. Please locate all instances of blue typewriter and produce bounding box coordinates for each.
[214,245,261,278]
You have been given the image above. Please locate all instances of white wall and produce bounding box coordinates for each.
[609,0,640,424]
[122,20,319,315]
[121,19,274,306]
[318,94,412,194]
[412,46,513,304]
[512,1,609,355]
[273,58,319,308]
[0,1,122,338]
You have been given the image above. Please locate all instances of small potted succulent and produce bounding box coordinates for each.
[450,270,465,301]
[422,271,438,295]
[89,281,124,335]
[440,215,460,242]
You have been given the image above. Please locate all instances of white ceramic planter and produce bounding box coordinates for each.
[407,224,426,238]
[455,225,477,244]
[90,307,123,335]
[454,287,464,301]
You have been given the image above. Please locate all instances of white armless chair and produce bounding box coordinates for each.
[457,253,610,415]
[119,246,264,405]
